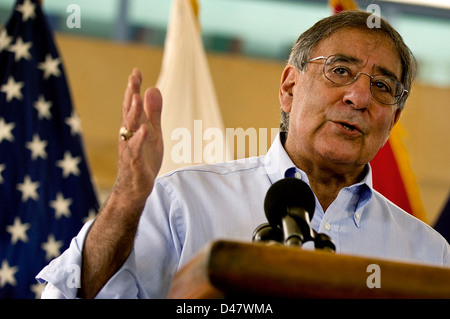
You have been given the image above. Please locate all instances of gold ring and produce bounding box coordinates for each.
[120,127,134,141]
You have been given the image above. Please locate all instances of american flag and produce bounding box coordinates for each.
[0,0,99,298]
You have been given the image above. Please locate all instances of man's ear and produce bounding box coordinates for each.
[393,107,402,126]
[382,107,403,147]
[279,65,297,113]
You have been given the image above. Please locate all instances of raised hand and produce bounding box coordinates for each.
[80,69,163,298]
[113,68,164,211]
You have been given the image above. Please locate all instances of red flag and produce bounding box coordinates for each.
[371,124,427,221]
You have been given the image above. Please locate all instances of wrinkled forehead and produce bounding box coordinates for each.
[310,27,402,80]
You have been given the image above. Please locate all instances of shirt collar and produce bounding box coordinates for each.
[264,132,296,185]
[264,131,374,222]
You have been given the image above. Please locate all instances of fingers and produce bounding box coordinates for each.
[120,69,163,143]
[124,88,163,149]
[115,70,164,200]
[122,68,142,123]
[126,93,144,132]
[143,87,163,133]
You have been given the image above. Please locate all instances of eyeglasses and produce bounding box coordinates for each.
[308,55,407,105]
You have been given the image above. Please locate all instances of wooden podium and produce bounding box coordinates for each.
[168,240,450,299]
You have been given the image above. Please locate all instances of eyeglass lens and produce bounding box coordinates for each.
[323,55,404,105]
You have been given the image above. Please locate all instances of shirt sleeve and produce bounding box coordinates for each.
[36,178,180,299]
[442,238,450,267]
[35,220,148,299]
[36,220,91,298]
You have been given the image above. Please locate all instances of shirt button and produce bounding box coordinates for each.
[294,172,302,180]
[355,213,360,220]
[324,222,331,231]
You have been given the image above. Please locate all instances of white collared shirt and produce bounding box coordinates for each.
[37,133,450,298]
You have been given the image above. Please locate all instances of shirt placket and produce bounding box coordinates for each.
[316,189,354,253]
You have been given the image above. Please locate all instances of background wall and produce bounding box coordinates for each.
[55,33,450,224]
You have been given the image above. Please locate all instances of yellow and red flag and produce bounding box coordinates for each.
[329,0,358,14]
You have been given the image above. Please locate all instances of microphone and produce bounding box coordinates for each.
[252,223,283,245]
[263,178,316,247]
[253,177,335,252]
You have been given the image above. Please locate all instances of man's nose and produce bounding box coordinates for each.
[342,73,372,110]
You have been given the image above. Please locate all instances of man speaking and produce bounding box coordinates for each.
[37,10,450,299]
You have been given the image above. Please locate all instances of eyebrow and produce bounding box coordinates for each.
[375,65,400,81]
[333,53,400,81]
[333,53,361,64]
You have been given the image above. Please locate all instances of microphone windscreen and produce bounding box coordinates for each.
[264,178,315,227]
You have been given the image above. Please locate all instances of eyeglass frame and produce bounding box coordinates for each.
[306,55,408,105]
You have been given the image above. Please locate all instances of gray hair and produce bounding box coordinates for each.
[280,10,417,132]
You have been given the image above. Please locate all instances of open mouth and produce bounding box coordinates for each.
[334,121,363,135]
[341,123,357,131]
